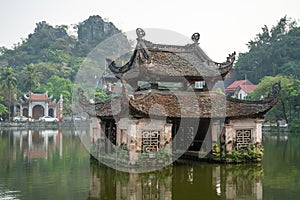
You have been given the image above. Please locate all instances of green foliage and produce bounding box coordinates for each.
[0,67,17,94]
[0,67,17,120]
[21,63,40,92]
[225,143,263,163]
[289,119,300,133]
[0,96,8,115]
[249,75,300,122]
[212,144,221,157]
[215,88,225,95]
[0,16,123,116]
[94,87,110,102]
[35,75,73,115]
[235,16,300,83]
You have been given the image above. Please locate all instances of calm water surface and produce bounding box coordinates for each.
[0,128,300,200]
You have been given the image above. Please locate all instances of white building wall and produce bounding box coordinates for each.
[237,89,248,100]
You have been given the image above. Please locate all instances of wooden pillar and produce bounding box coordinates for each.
[45,102,49,116]
[100,122,106,154]
[107,121,113,153]
[20,104,23,116]
[28,102,32,118]
[254,119,264,143]
[129,120,138,165]
[164,123,172,163]
[116,125,121,146]
[211,120,218,149]
[224,123,234,155]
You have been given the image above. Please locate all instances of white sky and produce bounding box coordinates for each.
[1,0,300,61]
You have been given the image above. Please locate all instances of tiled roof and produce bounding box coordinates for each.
[79,87,279,119]
[128,90,278,119]
[78,82,280,119]
[28,93,49,101]
[108,30,236,80]
[238,84,257,94]
[225,80,254,93]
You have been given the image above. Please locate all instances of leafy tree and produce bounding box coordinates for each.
[0,67,17,121]
[0,16,128,117]
[235,16,300,83]
[21,63,40,92]
[248,75,298,122]
[94,87,110,102]
[34,75,73,115]
[0,96,8,116]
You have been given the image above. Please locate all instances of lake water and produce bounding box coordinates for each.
[0,128,300,200]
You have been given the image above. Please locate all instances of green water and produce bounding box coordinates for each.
[0,129,300,200]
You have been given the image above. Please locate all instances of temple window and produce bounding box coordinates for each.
[137,81,183,91]
[142,130,160,152]
[195,81,206,89]
[236,129,252,150]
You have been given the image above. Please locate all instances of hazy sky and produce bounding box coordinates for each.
[1,0,300,61]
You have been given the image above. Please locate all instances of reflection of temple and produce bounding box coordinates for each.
[11,129,63,160]
[220,165,263,200]
[17,92,63,120]
[89,165,172,199]
[89,164,263,199]
[79,28,280,164]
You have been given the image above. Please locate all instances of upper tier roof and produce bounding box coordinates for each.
[107,28,236,81]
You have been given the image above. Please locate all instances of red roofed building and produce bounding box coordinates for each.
[225,79,257,99]
[18,91,63,120]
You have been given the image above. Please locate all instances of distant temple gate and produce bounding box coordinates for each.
[18,92,63,120]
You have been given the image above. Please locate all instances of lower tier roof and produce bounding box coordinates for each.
[78,82,280,119]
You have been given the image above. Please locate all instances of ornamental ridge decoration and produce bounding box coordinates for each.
[267,82,281,99]
[191,33,200,43]
[136,28,146,39]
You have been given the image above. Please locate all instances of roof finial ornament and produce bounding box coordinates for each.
[191,32,200,44]
[136,28,145,39]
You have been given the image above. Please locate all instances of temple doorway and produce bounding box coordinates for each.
[172,118,211,152]
[49,108,54,117]
[23,108,29,117]
[33,105,44,120]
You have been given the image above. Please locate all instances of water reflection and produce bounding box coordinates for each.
[0,184,20,200]
[1,129,300,200]
[263,131,300,200]
[0,129,90,200]
[89,163,172,200]
[10,129,64,161]
[88,161,264,200]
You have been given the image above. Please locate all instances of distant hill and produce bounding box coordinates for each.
[0,15,129,115]
[0,15,122,83]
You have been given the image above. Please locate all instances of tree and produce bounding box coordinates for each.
[248,75,297,122]
[22,63,40,92]
[34,75,73,115]
[0,96,8,116]
[94,87,110,102]
[235,16,300,83]
[0,67,17,121]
